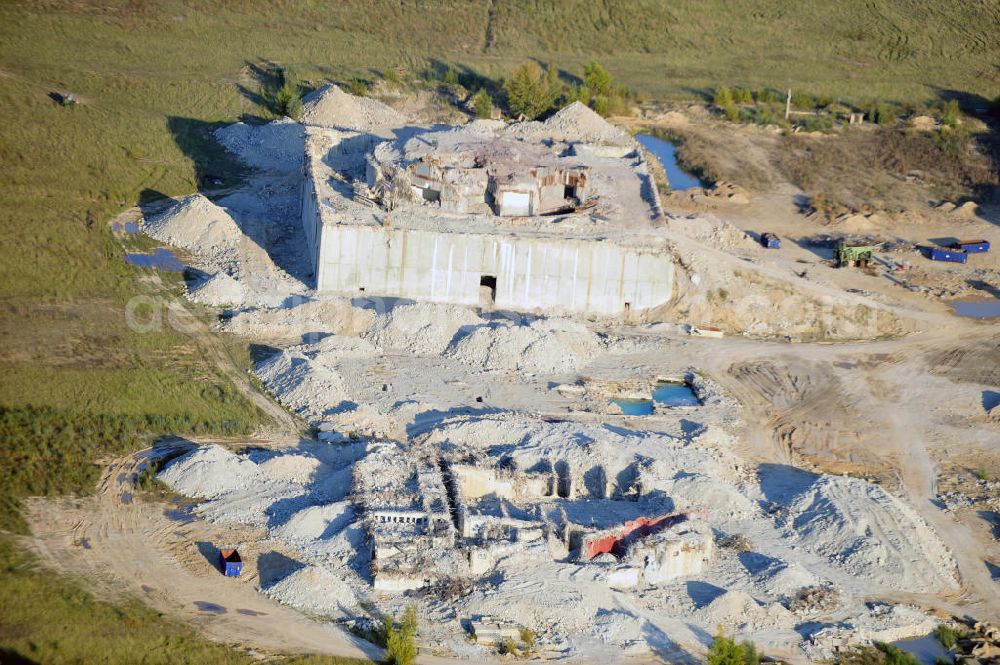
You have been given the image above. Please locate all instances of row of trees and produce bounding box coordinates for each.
[498,59,630,120]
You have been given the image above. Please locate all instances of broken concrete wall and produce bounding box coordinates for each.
[313,224,673,315]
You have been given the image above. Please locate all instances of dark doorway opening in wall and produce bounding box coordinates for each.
[479,275,497,308]
[564,184,575,199]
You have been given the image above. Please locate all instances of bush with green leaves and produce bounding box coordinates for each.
[733,87,753,104]
[713,86,734,108]
[707,630,761,665]
[867,103,897,125]
[940,99,960,127]
[583,59,613,97]
[472,89,493,118]
[505,61,556,119]
[383,606,418,665]
[791,90,816,109]
[934,623,960,651]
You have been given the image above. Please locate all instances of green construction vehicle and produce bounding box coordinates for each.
[836,242,881,268]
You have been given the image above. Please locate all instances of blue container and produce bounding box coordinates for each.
[952,240,990,253]
[220,549,242,577]
[760,233,781,249]
[929,247,968,263]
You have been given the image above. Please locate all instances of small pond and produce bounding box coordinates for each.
[652,382,700,407]
[612,399,655,416]
[125,248,184,271]
[636,133,706,191]
[951,296,1000,319]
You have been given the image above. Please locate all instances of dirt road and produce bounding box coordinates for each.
[24,443,383,662]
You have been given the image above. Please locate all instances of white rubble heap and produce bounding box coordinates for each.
[148,85,959,662]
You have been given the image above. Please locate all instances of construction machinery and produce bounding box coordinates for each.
[836,242,881,268]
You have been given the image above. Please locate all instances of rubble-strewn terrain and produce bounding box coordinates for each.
[27,85,1000,665]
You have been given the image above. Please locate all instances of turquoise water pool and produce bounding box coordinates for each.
[635,133,706,191]
[652,382,699,406]
[612,399,655,416]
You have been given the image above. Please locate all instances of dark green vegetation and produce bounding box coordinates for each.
[382,607,418,665]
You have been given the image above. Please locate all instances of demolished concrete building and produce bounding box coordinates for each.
[301,104,674,315]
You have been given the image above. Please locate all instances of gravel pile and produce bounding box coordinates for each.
[300,84,406,132]
[507,101,633,146]
[362,302,482,355]
[143,194,242,254]
[445,318,602,374]
[187,271,244,306]
[262,564,357,617]
[694,590,796,632]
[214,119,304,172]
[158,445,264,499]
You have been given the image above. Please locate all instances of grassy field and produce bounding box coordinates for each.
[0,0,997,662]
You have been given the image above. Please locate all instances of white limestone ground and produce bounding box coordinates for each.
[146,86,965,662]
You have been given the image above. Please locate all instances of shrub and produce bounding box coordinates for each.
[941,99,960,127]
[472,89,493,118]
[733,87,753,105]
[934,624,959,651]
[383,606,418,665]
[867,103,896,125]
[713,86,734,108]
[583,59,613,97]
[756,88,781,104]
[498,638,518,656]
[707,630,761,665]
[520,627,536,652]
[723,105,740,122]
[791,90,815,109]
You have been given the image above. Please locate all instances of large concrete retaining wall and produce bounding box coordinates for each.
[313,223,673,315]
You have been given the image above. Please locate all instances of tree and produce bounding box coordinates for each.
[472,89,493,118]
[384,606,418,665]
[713,87,734,108]
[505,61,554,119]
[583,59,613,97]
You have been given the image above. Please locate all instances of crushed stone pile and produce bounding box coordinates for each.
[143,194,242,254]
[187,271,244,306]
[158,445,264,499]
[775,474,958,593]
[362,303,482,355]
[272,502,355,543]
[214,119,304,172]
[255,348,351,419]
[508,101,633,146]
[223,298,374,338]
[300,84,406,131]
[665,214,759,252]
[445,318,603,374]
[257,453,323,484]
[262,564,357,618]
[694,590,796,632]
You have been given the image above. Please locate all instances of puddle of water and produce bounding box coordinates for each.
[951,296,1000,319]
[892,634,949,665]
[236,608,267,616]
[613,399,655,416]
[193,601,227,614]
[636,133,706,191]
[125,248,184,271]
[652,382,699,407]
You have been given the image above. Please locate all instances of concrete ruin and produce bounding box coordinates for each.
[301,105,674,315]
[351,431,716,592]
